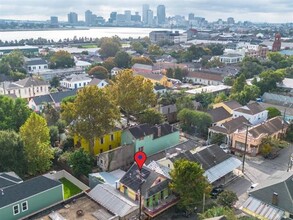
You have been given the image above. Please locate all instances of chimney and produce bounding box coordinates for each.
[158,126,161,137]
[272,192,278,206]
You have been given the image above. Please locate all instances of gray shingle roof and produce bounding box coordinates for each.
[222,100,242,110]
[50,89,77,103]
[26,58,48,66]
[33,94,53,105]
[0,175,62,208]
[134,72,164,81]
[13,77,49,87]
[250,171,293,213]
[187,71,224,81]
[234,102,265,115]
[0,172,23,189]
[207,107,232,123]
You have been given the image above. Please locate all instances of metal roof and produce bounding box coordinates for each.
[205,157,242,183]
[88,184,138,217]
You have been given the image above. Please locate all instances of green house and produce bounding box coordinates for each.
[121,123,180,156]
[0,174,63,220]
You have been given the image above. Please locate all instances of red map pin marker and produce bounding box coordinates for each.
[134,151,147,170]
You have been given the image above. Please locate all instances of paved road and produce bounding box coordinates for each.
[226,144,293,208]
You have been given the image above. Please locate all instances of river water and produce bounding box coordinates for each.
[0,27,182,42]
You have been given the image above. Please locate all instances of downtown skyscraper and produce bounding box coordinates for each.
[157,5,166,24]
[142,4,149,24]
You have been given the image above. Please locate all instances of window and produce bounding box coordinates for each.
[100,137,104,144]
[110,134,114,141]
[138,146,144,151]
[109,145,112,150]
[100,149,103,153]
[21,201,28,212]
[13,204,20,215]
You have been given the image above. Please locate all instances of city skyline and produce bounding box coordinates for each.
[1,0,293,23]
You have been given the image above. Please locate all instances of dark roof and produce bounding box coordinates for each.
[248,116,286,138]
[234,102,265,115]
[128,123,177,140]
[120,164,165,196]
[50,89,77,103]
[0,175,62,208]
[148,179,170,197]
[187,71,224,81]
[210,116,251,134]
[207,107,232,123]
[134,72,164,81]
[13,77,49,87]
[172,145,231,170]
[26,58,47,66]
[0,172,23,189]
[33,94,53,105]
[250,171,293,213]
[223,100,242,110]
[88,78,108,86]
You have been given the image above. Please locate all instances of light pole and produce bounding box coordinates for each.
[242,123,251,173]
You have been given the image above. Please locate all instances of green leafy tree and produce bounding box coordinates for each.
[0,96,31,131]
[1,50,26,73]
[114,51,132,68]
[194,93,214,109]
[207,44,225,56]
[239,57,265,78]
[108,69,156,125]
[69,148,94,176]
[20,113,54,175]
[230,85,260,105]
[50,76,60,88]
[159,91,179,106]
[56,119,67,133]
[213,92,228,104]
[174,67,183,81]
[223,76,234,86]
[266,107,281,119]
[42,103,60,126]
[148,44,163,56]
[137,109,164,125]
[170,159,211,211]
[0,130,26,176]
[176,96,195,112]
[199,206,237,220]
[210,133,226,145]
[102,57,116,72]
[0,61,12,75]
[99,40,121,58]
[166,68,174,78]
[254,69,285,94]
[131,41,144,54]
[49,126,59,147]
[61,86,120,155]
[88,65,109,79]
[217,190,238,208]
[49,50,75,69]
[231,74,246,94]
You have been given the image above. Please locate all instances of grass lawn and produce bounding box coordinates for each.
[80,44,98,48]
[60,178,82,199]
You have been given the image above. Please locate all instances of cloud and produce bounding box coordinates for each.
[0,0,292,22]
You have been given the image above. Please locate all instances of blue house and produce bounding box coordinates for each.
[0,174,63,220]
[121,123,180,156]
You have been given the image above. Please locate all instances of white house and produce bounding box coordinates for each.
[219,53,243,64]
[75,60,91,70]
[25,58,48,73]
[88,78,109,88]
[111,67,122,77]
[233,102,268,125]
[0,77,50,99]
[186,71,224,86]
[60,74,91,89]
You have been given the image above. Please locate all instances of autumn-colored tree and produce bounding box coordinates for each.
[88,66,109,79]
[102,57,116,72]
[131,57,153,66]
[61,86,120,155]
[20,113,53,175]
[49,50,75,69]
[108,69,156,125]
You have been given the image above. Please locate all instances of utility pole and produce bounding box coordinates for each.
[138,170,142,220]
[242,123,250,173]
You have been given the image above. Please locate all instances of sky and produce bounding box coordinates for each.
[0,0,293,23]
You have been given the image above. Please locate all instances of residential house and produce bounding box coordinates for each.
[231,117,288,156]
[75,60,91,70]
[0,77,50,99]
[0,172,23,189]
[258,102,293,123]
[242,171,293,220]
[118,164,179,218]
[28,89,78,112]
[25,58,48,73]
[132,63,153,74]
[219,53,243,64]
[208,116,251,146]
[233,102,268,125]
[89,169,126,189]
[0,175,63,220]
[60,74,91,89]
[157,145,242,185]
[88,78,109,88]
[88,183,139,220]
[75,128,122,155]
[186,71,224,86]
[207,107,233,126]
[185,85,231,95]
[213,100,242,114]
[111,67,122,77]
[153,84,167,94]
[121,123,180,156]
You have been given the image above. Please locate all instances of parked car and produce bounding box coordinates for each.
[210,185,224,199]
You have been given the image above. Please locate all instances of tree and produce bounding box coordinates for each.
[61,86,120,155]
[0,96,32,131]
[1,50,26,73]
[131,57,153,66]
[213,92,228,104]
[56,119,67,133]
[266,107,281,119]
[230,85,260,105]
[131,41,144,54]
[239,57,264,78]
[170,159,211,211]
[49,50,75,69]
[176,96,195,112]
[174,67,183,81]
[254,69,285,94]
[217,190,238,208]
[148,44,163,56]
[50,76,60,88]
[42,103,60,126]
[223,76,234,86]
[166,68,174,78]
[88,66,109,79]
[231,74,246,94]
[20,113,54,175]
[99,41,121,58]
[114,51,132,68]
[102,57,116,72]
[69,148,94,176]
[49,126,59,147]
[108,69,156,125]
[137,109,164,125]
[0,130,26,176]
[210,133,226,145]
[0,61,12,75]
[207,44,225,56]
[199,206,236,220]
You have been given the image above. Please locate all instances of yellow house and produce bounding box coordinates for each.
[74,128,122,155]
[134,72,173,88]
[213,100,242,114]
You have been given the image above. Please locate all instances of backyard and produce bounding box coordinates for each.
[60,178,82,199]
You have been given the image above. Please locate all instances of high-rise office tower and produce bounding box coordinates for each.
[147,9,153,26]
[50,16,58,25]
[67,12,78,24]
[85,10,93,26]
[157,5,166,24]
[188,13,195,21]
[142,4,149,24]
[125,10,132,23]
[109,12,117,23]
[227,17,235,25]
